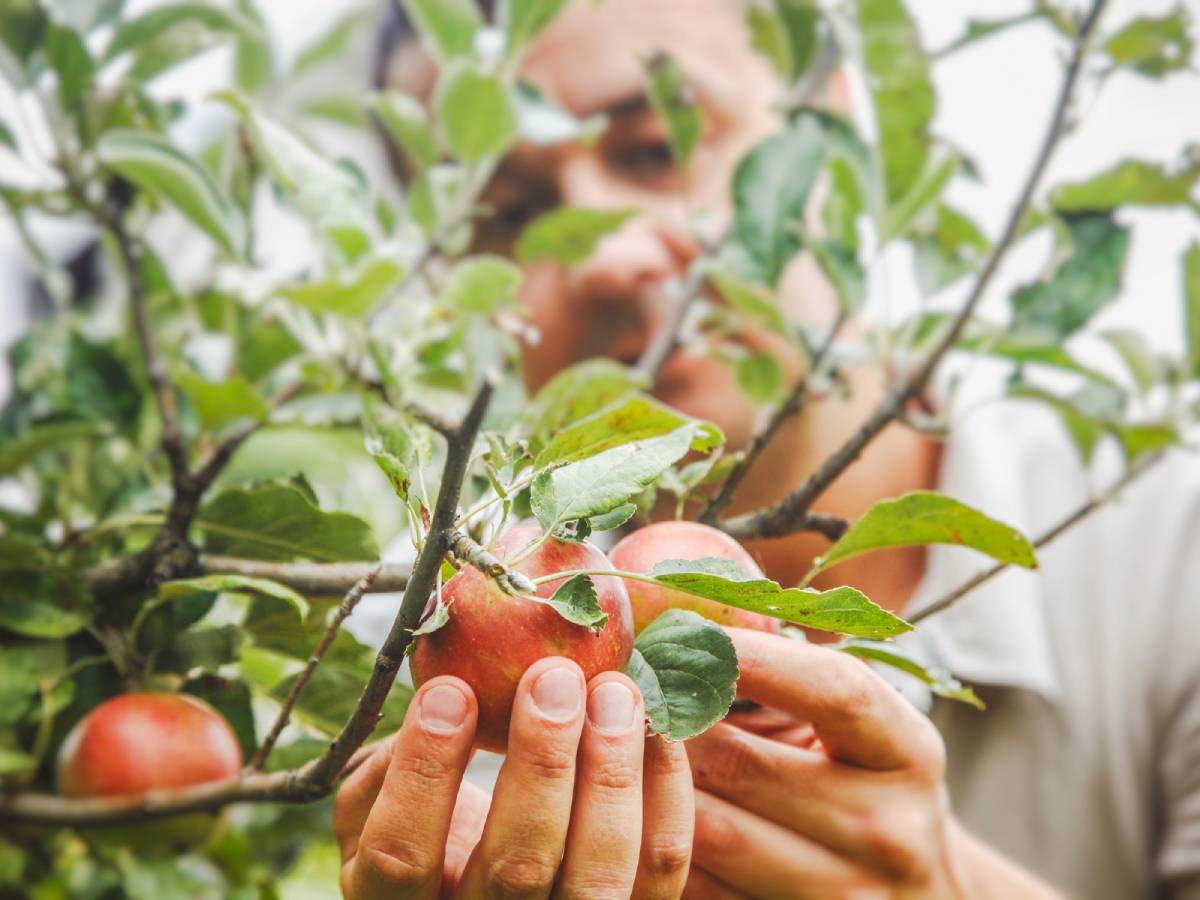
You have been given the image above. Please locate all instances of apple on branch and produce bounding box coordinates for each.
[410,520,635,752]
[610,520,780,634]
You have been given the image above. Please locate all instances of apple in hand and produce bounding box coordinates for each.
[409,520,635,752]
[610,520,781,634]
[57,692,242,798]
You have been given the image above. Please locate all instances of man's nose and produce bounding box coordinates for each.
[556,154,698,301]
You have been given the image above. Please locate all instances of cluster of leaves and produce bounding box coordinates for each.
[1,0,1198,895]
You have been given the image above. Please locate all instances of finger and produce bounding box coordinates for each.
[347,677,477,900]
[442,782,490,891]
[692,790,886,900]
[552,672,645,898]
[727,628,944,770]
[632,735,694,900]
[689,722,939,882]
[334,734,400,864]
[456,658,586,899]
[683,865,747,900]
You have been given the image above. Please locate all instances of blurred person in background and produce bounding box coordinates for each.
[334,1,1200,898]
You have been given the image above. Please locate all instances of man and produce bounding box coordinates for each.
[335,1,1200,897]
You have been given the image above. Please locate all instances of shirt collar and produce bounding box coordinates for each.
[895,401,1063,704]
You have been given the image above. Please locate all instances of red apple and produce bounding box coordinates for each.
[610,520,782,634]
[57,693,242,798]
[410,520,635,752]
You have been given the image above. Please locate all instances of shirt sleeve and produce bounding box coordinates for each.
[1159,679,1200,884]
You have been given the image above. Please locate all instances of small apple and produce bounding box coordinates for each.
[57,692,242,799]
[410,520,635,752]
[610,520,781,634]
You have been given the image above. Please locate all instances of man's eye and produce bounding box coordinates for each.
[610,141,676,178]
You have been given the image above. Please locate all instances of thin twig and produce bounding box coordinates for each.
[702,312,847,525]
[909,451,1164,625]
[301,375,495,790]
[448,528,535,595]
[635,251,718,383]
[249,566,382,770]
[720,0,1111,542]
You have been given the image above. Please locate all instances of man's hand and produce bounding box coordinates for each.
[683,629,1063,899]
[334,656,694,899]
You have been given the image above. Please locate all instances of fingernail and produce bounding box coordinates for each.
[420,683,469,734]
[588,681,636,734]
[531,666,583,722]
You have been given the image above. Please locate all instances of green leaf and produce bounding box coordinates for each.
[539,574,608,631]
[524,358,646,454]
[0,646,39,727]
[1104,7,1193,79]
[647,558,911,638]
[67,332,141,432]
[814,491,1037,575]
[1101,328,1161,393]
[731,115,827,284]
[912,204,989,295]
[515,80,607,146]
[532,427,694,532]
[746,3,794,78]
[934,9,1043,58]
[1116,423,1178,460]
[96,129,247,257]
[1051,157,1200,212]
[184,674,257,761]
[159,574,310,619]
[0,835,25,886]
[46,23,93,111]
[158,625,243,674]
[645,52,702,168]
[178,372,268,431]
[278,256,405,318]
[233,0,271,93]
[442,255,523,314]
[106,4,258,61]
[1010,213,1130,340]
[0,119,15,151]
[0,572,91,639]
[372,91,439,170]
[505,0,569,52]
[839,640,984,709]
[1185,242,1200,377]
[401,0,482,61]
[588,503,637,532]
[216,92,372,256]
[534,395,722,469]
[858,0,935,205]
[736,352,782,404]
[703,262,789,334]
[271,666,413,736]
[625,609,738,741]
[516,207,635,265]
[436,62,517,162]
[292,10,363,74]
[364,396,421,503]
[0,748,36,776]
[0,419,108,476]
[883,148,959,241]
[806,238,865,313]
[746,0,819,80]
[197,482,378,562]
[1010,384,1108,465]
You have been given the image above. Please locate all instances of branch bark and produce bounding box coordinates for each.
[909,451,1164,626]
[249,566,382,770]
[198,556,410,593]
[718,0,1111,542]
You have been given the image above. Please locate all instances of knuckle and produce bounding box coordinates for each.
[484,851,560,898]
[854,806,933,884]
[585,755,640,793]
[392,746,457,787]
[912,726,947,780]
[560,870,634,900]
[359,845,436,890]
[694,803,747,860]
[641,834,693,882]
[698,731,768,790]
[517,742,577,784]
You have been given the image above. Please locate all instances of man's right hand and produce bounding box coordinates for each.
[334,656,694,899]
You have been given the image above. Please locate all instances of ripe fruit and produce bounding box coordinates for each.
[610,520,781,634]
[410,520,635,752]
[57,693,242,798]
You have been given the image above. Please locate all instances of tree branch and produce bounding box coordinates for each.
[909,451,1164,626]
[448,528,536,595]
[198,556,410,593]
[634,258,713,384]
[718,0,1111,542]
[249,566,382,770]
[702,313,847,526]
[300,375,495,789]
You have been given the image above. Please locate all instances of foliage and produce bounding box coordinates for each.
[0,0,1197,895]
